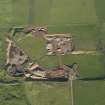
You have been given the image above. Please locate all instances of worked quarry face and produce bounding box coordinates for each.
[6,38,28,65]
[45,34,74,55]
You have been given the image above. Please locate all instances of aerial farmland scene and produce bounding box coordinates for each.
[0,0,105,105]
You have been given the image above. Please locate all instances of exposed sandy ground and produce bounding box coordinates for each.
[71,51,98,55]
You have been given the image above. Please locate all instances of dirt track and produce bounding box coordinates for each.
[71,51,97,55]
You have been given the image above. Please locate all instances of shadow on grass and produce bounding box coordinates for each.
[79,75,105,81]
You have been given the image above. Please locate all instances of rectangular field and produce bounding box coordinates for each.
[12,0,98,25]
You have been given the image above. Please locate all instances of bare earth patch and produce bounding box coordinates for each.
[71,51,97,55]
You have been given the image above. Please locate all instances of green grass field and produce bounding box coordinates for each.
[1,0,105,105]
[11,0,105,50]
[24,82,70,105]
[12,0,98,25]
[74,80,105,105]
[0,84,27,105]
